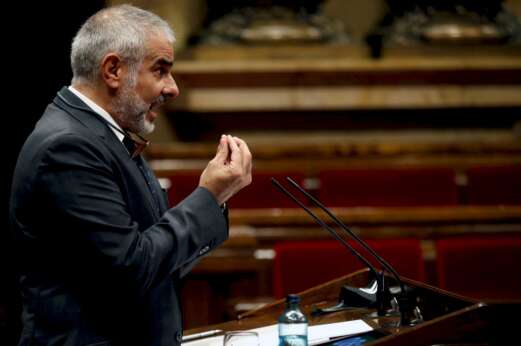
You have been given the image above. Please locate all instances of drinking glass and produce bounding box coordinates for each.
[223,331,259,346]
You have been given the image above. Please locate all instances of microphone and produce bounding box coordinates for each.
[271,177,421,326]
[270,178,379,275]
[271,178,384,315]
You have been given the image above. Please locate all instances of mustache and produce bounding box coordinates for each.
[151,94,166,108]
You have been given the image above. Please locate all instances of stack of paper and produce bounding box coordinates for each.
[182,319,373,346]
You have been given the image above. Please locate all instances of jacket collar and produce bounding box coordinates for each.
[53,86,112,140]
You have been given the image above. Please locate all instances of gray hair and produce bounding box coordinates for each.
[71,4,175,85]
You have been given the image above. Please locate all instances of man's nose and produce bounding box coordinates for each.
[163,73,179,99]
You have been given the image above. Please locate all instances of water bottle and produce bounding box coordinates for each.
[278,294,308,346]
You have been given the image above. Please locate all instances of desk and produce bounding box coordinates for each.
[183,269,520,345]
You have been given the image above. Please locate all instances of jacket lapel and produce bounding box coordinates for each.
[53,87,165,221]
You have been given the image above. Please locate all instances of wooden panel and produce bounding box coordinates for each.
[169,45,521,111]
[146,129,521,161]
[170,85,521,112]
[228,206,521,227]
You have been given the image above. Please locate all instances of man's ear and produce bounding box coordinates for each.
[101,53,123,89]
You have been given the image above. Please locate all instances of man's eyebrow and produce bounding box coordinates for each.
[153,57,173,68]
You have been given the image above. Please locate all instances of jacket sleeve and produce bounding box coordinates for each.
[36,133,228,296]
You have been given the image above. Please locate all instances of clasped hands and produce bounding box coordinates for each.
[199,135,253,206]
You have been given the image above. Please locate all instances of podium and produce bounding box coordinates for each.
[183,269,519,345]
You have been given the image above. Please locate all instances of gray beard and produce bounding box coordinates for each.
[111,83,155,135]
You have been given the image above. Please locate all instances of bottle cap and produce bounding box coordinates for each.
[286,294,300,303]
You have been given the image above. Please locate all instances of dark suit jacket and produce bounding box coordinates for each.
[10,87,228,346]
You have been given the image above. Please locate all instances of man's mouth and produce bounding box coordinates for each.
[148,95,166,119]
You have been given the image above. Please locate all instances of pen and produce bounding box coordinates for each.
[182,329,223,342]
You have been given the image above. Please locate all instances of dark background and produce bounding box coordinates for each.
[2,2,104,344]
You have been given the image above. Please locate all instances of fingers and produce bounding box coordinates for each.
[200,135,253,205]
[214,135,229,163]
[226,135,242,169]
[232,136,252,175]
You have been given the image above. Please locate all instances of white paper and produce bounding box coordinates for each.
[182,320,372,346]
[181,334,223,346]
[308,320,373,345]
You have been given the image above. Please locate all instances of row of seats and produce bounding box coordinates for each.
[272,236,521,300]
[164,165,521,208]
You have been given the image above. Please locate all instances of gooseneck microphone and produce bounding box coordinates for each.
[271,177,386,315]
[271,177,419,325]
[284,177,406,295]
[270,178,379,276]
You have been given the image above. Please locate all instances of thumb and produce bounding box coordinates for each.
[214,135,229,162]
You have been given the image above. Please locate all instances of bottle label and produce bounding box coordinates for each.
[279,335,308,346]
[278,323,308,336]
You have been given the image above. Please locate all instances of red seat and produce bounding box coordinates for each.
[465,165,521,205]
[272,238,425,299]
[167,171,306,209]
[227,172,306,209]
[317,167,458,207]
[435,236,521,300]
[166,171,201,207]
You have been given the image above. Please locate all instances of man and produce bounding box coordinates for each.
[10,5,252,346]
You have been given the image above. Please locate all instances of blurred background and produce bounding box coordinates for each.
[3,0,521,343]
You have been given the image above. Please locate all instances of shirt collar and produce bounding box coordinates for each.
[68,85,125,142]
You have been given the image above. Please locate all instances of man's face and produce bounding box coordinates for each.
[112,33,179,135]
